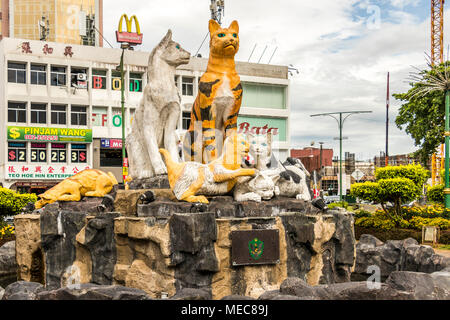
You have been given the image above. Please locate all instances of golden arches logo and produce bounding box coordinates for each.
[118,14,141,34]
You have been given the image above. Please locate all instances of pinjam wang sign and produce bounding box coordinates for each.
[7,126,92,143]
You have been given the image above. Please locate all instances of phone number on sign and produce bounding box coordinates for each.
[25,135,58,141]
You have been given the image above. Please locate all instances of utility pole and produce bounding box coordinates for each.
[310,111,372,202]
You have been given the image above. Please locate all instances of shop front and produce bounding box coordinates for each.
[4,125,92,192]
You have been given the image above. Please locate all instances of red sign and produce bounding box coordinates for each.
[116,31,143,44]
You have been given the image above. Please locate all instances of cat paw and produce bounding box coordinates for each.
[274,186,280,196]
[296,193,311,201]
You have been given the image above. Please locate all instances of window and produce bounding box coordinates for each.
[92,107,108,127]
[51,66,66,86]
[31,103,47,124]
[100,149,122,167]
[129,73,143,92]
[111,71,122,91]
[8,62,26,84]
[182,111,191,130]
[242,83,286,109]
[71,106,87,126]
[30,143,47,163]
[71,144,87,163]
[51,105,67,125]
[182,77,193,96]
[51,143,67,163]
[92,69,107,89]
[31,64,46,85]
[8,142,27,162]
[8,102,26,123]
[71,67,87,89]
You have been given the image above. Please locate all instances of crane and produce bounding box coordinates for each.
[431,0,445,185]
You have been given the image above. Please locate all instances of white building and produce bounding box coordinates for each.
[0,37,290,192]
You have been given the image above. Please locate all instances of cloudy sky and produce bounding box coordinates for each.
[102,0,449,160]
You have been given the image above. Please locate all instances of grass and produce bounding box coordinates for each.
[436,244,450,250]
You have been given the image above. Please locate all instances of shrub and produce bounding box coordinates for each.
[328,201,348,210]
[375,164,429,188]
[353,209,372,218]
[0,187,37,217]
[408,216,450,230]
[401,204,450,219]
[0,224,15,239]
[427,184,444,204]
[350,164,429,223]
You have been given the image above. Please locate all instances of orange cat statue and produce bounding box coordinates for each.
[183,19,243,164]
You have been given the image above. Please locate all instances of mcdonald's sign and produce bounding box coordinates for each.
[116,14,143,45]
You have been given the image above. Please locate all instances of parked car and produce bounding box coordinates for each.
[323,195,340,204]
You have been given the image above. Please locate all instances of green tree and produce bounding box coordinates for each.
[350,164,429,224]
[394,63,448,165]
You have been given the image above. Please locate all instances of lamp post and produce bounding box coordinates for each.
[115,13,143,188]
[310,111,372,202]
[116,43,131,187]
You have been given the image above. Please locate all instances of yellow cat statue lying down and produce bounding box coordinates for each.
[35,169,118,209]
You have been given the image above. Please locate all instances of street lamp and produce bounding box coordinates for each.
[310,111,372,202]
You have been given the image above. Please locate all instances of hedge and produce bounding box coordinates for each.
[0,187,37,216]
[355,226,450,245]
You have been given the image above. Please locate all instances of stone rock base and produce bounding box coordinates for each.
[129,175,170,189]
[15,205,356,299]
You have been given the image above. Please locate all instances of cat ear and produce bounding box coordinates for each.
[228,20,239,33]
[209,19,221,35]
[160,29,172,47]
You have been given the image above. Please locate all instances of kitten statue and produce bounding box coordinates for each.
[235,133,312,202]
[276,157,312,201]
[233,133,280,202]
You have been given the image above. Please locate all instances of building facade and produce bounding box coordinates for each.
[0,0,103,46]
[1,37,290,192]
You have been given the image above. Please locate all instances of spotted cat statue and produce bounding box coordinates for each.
[183,19,243,164]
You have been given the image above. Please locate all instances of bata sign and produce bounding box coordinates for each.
[6,164,90,180]
[237,122,279,136]
[7,126,92,143]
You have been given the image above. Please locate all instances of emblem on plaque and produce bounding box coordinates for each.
[248,238,264,260]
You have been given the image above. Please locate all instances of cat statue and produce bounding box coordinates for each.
[160,132,255,204]
[126,30,190,180]
[233,133,281,202]
[183,19,243,164]
[235,133,312,202]
[276,157,312,201]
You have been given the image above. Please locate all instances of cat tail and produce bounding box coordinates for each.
[107,172,119,185]
[159,148,185,186]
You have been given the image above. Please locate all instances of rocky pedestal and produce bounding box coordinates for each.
[15,196,356,300]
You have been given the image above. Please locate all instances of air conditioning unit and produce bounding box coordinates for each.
[77,73,87,81]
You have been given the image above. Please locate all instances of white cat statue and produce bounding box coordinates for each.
[233,133,280,202]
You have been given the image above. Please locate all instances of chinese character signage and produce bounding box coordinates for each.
[6,164,90,180]
[7,126,93,143]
